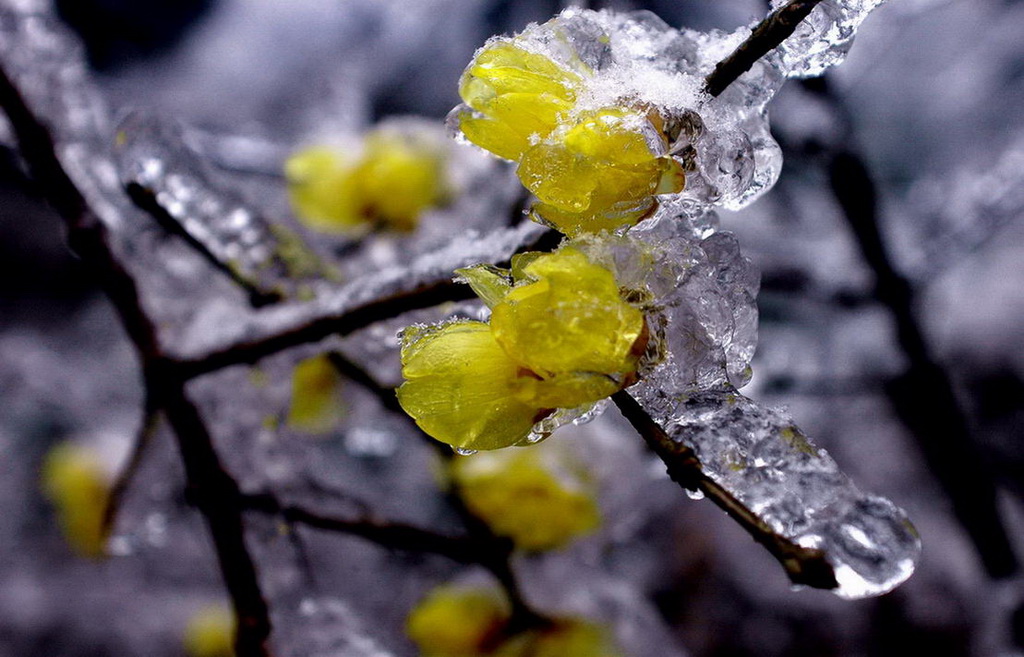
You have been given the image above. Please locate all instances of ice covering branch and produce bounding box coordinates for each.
[612,391,839,590]
[704,0,827,97]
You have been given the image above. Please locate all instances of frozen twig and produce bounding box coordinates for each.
[612,390,839,590]
[175,227,561,379]
[704,0,826,97]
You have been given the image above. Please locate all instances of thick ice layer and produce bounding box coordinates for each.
[768,0,887,78]
[629,384,920,599]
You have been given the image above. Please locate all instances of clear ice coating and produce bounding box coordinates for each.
[768,0,887,78]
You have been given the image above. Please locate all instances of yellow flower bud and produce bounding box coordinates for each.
[40,441,110,559]
[455,35,685,235]
[397,248,645,450]
[286,127,448,234]
[451,445,600,551]
[287,354,346,434]
[406,586,508,657]
[183,604,236,657]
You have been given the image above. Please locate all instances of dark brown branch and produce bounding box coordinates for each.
[177,280,475,378]
[241,491,549,632]
[0,63,274,657]
[704,0,826,97]
[611,390,838,590]
[101,394,161,541]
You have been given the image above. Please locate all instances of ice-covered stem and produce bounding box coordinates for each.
[174,228,562,379]
[704,0,827,97]
[125,181,283,307]
[241,491,551,633]
[827,149,1018,579]
[612,391,839,590]
[0,62,274,657]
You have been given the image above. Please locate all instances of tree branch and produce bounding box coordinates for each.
[175,227,561,380]
[101,393,161,541]
[611,390,838,590]
[241,491,549,631]
[827,148,1018,579]
[0,61,274,657]
[704,0,826,97]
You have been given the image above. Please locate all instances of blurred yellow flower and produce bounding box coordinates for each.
[183,604,236,657]
[40,441,110,559]
[287,353,346,434]
[494,619,622,657]
[451,445,600,551]
[406,586,508,657]
[286,127,448,234]
[397,248,645,451]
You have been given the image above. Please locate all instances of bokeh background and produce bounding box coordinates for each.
[1,0,1022,655]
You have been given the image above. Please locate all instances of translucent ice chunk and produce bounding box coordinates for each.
[769,0,888,78]
[628,384,921,599]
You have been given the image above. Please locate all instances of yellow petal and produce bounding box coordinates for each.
[284,148,362,232]
[490,249,644,379]
[40,442,109,559]
[397,322,541,451]
[455,264,512,308]
[406,586,508,657]
[287,354,345,434]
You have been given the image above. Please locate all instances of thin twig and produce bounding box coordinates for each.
[611,390,838,590]
[241,491,550,631]
[322,351,545,629]
[101,394,162,541]
[704,0,826,97]
[176,228,561,380]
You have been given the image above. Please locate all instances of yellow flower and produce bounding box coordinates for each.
[451,445,600,551]
[493,619,622,657]
[287,353,346,434]
[455,38,684,235]
[40,442,110,559]
[397,248,645,451]
[286,127,448,234]
[406,586,508,657]
[183,604,236,657]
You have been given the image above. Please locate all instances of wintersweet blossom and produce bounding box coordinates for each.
[453,35,684,235]
[450,445,600,551]
[397,247,646,451]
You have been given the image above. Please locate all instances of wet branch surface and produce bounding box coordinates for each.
[0,1,845,653]
[612,391,839,590]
